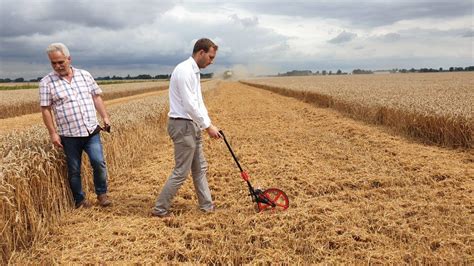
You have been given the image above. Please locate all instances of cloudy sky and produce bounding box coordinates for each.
[0,0,472,79]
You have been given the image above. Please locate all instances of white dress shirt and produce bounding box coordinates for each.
[168,57,211,130]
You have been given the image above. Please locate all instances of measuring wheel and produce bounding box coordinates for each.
[220,130,290,213]
[255,188,289,212]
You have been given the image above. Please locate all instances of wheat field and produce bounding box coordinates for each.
[0,80,218,262]
[0,81,169,119]
[1,78,473,264]
[241,72,473,148]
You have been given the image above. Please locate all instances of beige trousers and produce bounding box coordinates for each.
[153,118,213,214]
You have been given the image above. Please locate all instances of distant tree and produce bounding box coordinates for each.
[336,69,342,75]
[328,70,332,75]
[201,73,213,78]
[282,70,312,76]
[352,69,373,74]
[419,68,438,73]
[439,67,443,72]
[322,70,327,75]
[136,74,152,79]
[14,77,24,82]
[155,74,170,79]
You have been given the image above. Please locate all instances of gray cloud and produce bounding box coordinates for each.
[397,27,474,39]
[0,1,290,78]
[0,0,174,37]
[374,33,402,42]
[229,14,259,27]
[0,0,472,79]
[328,31,357,44]
[462,30,474,37]
[238,0,472,27]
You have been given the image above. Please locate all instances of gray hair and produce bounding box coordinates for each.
[46,43,70,57]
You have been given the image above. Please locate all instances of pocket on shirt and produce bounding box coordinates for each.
[53,86,70,103]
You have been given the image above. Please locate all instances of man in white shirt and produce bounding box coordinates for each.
[152,38,221,217]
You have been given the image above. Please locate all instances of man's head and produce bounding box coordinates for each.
[192,38,218,69]
[46,43,72,77]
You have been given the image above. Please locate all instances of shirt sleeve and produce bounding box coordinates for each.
[177,70,211,129]
[84,70,102,95]
[91,80,102,95]
[39,79,52,107]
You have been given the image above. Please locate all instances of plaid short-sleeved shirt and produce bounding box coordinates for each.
[39,67,102,137]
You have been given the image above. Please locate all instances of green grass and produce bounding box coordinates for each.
[0,85,38,91]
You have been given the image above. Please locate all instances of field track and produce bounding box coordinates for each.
[10,82,473,263]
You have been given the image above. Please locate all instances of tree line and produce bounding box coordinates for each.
[2,66,473,82]
[277,66,474,76]
[0,73,214,83]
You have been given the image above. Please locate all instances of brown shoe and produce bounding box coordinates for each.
[75,199,91,209]
[97,194,112,207]
[151,209,172,218]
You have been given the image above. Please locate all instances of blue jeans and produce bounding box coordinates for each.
[61,133,108,205]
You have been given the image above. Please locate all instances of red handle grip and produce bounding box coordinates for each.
[240,171,250,181]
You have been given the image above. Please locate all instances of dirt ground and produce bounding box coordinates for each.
[10,82,473,263]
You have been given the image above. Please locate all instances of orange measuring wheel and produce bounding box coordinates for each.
[220,130,289,213]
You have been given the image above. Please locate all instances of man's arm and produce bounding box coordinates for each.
[92,95,110,126]
[41,106,63,148]
[177,72,221,139]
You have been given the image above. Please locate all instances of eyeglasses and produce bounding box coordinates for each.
[51,60,66,66]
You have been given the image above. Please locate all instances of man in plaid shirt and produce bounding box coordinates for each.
[40,43,112,208]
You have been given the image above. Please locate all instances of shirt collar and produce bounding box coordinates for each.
[53,66,75,79]
[189,57,200,74]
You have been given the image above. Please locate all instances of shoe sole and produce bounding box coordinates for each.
[75,201,91,209]
[98,201,112,207]
[151,212,172,218]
